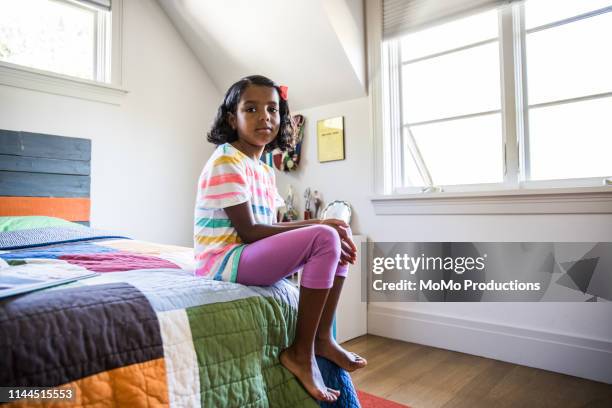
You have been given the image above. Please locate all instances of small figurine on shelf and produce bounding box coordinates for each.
[283,185,299,221]
[303,188,313,220]
[313,190,322,219]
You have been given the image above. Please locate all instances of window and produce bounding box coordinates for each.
[381,0,612,194]
[0,0,124,104]
[523,0,612,182]
[0,0,111,82]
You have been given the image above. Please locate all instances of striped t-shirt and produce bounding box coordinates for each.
[194,143,284,281]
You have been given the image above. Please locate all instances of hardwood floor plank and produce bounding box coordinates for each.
[387,351,489,408]
[343,335,612,408]
[441,359,515,408]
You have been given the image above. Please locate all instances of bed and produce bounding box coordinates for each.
[0,130,360,407]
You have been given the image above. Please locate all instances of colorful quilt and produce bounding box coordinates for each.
[0,227,358,407]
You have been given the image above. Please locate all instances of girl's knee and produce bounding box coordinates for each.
[336,263,349,278]
[311,225,340,250]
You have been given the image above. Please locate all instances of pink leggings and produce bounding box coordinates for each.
[236,225,349,289]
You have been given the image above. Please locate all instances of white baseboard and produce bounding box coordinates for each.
[367,305,612,384]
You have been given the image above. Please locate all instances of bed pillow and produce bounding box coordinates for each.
[0,216,84,232]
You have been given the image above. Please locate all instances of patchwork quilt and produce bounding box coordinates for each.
[0,227,359,407]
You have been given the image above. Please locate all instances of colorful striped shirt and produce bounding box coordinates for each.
[194,143,284,281]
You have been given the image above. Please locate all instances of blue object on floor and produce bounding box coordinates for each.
[317,356,361,408]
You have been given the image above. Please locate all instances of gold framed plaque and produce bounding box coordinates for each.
[317,116,345,162]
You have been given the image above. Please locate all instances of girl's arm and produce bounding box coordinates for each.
[225,202,357,264]
[273,219,322,227]
[225,202,305,243]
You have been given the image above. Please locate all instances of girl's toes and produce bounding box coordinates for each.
[322,390,335,402]
[316,389,328,401]
[352,353,367,364]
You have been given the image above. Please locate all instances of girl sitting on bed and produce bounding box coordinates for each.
[194,75,367,402]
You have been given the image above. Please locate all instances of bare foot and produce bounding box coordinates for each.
[315,338,367,372]
[280,346,340,402]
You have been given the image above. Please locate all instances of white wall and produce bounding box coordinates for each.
[0,0,219,246]
[322,0,366,90]
[158,0,366,111]
[277,96,612,383]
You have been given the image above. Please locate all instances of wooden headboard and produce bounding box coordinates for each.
[0,130,91,224]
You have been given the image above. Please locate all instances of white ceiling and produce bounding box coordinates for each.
[158,0,367,110]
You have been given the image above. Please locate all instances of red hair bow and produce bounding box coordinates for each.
[279,85,288,101]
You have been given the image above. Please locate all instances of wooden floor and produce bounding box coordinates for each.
[344,335,612,408]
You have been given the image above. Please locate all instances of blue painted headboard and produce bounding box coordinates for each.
[0,129,91,224]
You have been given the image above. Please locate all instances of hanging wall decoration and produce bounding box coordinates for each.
[317,116,345,162]
[264,114,305,172]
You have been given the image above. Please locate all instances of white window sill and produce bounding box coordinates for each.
[0,61,128,105]
[371,186,612,214]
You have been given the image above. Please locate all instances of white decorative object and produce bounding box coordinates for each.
[313,190,322,218]
[321,200,352,224]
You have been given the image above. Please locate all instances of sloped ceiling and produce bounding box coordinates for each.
[158,0,366,110]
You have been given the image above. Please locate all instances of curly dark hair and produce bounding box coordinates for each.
[207,75,295,153]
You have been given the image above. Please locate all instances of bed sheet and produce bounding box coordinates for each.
[0,227,333,407]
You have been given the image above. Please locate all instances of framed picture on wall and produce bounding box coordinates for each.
[317,116,345,162]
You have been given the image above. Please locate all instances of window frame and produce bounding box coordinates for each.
[367,0,612,214]
[0,0,126,104]
[519,3,612,186]
[393,33,506,193]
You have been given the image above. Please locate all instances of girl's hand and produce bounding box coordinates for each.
[340,239,356,266]
[320,219,357,265]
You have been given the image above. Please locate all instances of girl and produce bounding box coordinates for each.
[194,75,367,403]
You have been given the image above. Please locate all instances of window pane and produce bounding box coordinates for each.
[525,0,612,30]
[0,0,95,80]
[400,9,498,62]
[407,113,503,186]
[526,12,612,105]
[402,42,501,124]
[528,97,612,181]
[401,139,426,187]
